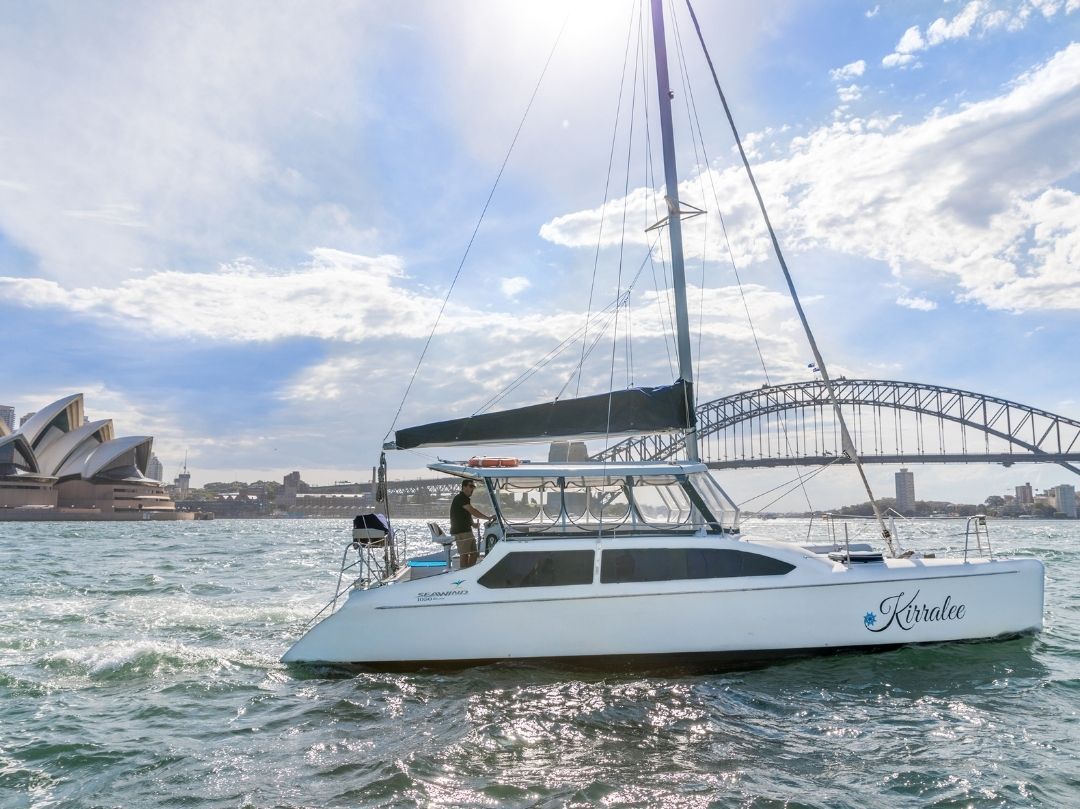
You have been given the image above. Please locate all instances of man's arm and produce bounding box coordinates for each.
[465,503,493,522]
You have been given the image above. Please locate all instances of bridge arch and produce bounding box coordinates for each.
[595,379,1080,475]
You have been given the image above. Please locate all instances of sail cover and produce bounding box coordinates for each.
[391,381,694,450]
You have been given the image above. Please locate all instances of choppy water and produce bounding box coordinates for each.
[1,516,1077,808]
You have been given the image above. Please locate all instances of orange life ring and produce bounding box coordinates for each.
[468,456,520,468]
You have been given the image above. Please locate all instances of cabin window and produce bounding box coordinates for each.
[600,548,794,583]
[629,476,694,528]
[492,477,556,523]
[478,550,595,589]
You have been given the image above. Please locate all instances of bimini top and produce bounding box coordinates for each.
[429,460,709,480]
[428,459,738,534]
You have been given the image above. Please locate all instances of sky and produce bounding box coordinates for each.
[0,0,1077,511]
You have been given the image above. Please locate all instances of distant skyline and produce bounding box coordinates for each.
[1,1,1077,510]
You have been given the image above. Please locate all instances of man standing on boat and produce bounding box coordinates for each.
[450,479,492,568]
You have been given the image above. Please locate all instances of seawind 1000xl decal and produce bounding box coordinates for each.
[864,590,967,632]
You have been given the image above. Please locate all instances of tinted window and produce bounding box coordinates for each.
[600,548,793,583]
[479,550,595,589]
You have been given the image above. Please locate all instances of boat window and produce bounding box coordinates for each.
[600,548,794,583]
[492,477,554,524]
[628,476,693,528]
[686,471,738,531]
[478,550,595,588]
[488,474,700,535]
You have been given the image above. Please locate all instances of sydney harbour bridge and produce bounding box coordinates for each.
[385,379,1080,504]
[593,378,1080,476]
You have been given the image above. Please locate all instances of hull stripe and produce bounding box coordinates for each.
[375,567,1018,609]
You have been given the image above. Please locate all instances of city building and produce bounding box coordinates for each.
[1015,482,1034,505]
[895,468,916,514]
[146,454,164,483]
[274,471,372,516]
[19,412,35,427]
[0,393,188,520]
[175,459,191,497]
[0,405,14,433]
[1047,484,1077,518]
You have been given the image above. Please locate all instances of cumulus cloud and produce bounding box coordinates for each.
[0,244,812,404]
[896,295,938,311]
[882,1,980,67]
[275,279,811,415]
[926,1,983,45]
[0,249,590,344]
[540,44,1080,314]
[883,0,1076,67]
[837,84,863,103]
[882,25,926,67]
[830,60,866,82]
[499,276,531,297]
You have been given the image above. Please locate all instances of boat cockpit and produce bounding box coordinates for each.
[430,459,739,540]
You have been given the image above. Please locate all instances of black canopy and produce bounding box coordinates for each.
[391,381,694,450]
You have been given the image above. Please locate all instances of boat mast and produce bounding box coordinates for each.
[650,0,699,462]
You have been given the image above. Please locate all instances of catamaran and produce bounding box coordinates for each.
[282,0,1044,668]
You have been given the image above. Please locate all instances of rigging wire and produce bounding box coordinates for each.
[473,299,624,415]
[473,232,665,416]
[382,14,569,445]
[609,7,643,397]
[738,455,847,516]
[575,3,640,398]
[669,2,815,513]
[683,0,890,535]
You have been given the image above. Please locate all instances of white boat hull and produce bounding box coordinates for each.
[282,534,1044,668]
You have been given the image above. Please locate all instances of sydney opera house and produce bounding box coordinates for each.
[0,393,189,520]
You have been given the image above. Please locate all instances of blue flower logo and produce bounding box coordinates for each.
[863,611,877,628]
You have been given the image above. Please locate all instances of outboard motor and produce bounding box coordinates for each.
[352,512,388,547]
[349,512,395,586]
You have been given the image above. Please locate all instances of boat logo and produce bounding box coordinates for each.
[452,579,465,586]
[416,588,469,603]
[864,590,967,632]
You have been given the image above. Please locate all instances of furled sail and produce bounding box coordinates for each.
[390,381,694,450]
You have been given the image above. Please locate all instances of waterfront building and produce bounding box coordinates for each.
[0,393,187,520]
[274,471,373,516]
[1016,482,1034,505]
[1048,485,1077,518]
[0,406,14,434]
[175,460,191,497]
[895,468,916,514]
[19,412,35,426]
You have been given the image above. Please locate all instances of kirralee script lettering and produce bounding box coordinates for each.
[863,590,967,632]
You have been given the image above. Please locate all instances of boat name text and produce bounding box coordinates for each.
[863,590,966,632]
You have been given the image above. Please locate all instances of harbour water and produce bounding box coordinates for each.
[1,517,1077,808]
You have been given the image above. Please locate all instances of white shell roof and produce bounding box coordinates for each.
[17,393,84,451]
[0,432,41,474]
[79,435,153,480]
[38,419,115,478]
